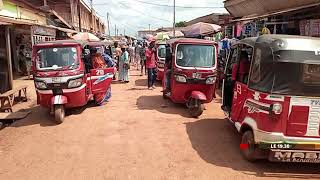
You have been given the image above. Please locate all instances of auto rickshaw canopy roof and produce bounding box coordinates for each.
[33,40,106,49]
[256,34,320,51]
[246,34,320,96]
[237,37,257,47]
[166,38,216,46]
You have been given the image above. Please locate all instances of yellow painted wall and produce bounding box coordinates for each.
[0,1,46,25]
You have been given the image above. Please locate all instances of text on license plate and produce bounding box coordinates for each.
[269,150,320,163]
[52,77,61,83]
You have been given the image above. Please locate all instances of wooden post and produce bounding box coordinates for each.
[78,0,82,32]
[10,27,19,73]
[44,0,47,6]
[5,26,13,90]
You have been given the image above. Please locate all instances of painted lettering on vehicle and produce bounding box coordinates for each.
[273,151,320,163]
[311,100,320,106]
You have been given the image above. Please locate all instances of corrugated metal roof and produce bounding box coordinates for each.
[225,0,320,18]
[231,2,320,22]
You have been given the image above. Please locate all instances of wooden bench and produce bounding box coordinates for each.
[0,85,28,112]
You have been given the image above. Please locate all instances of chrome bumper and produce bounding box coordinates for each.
[254,129,320,144]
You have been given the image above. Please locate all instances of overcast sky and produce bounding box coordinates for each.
[84,0,227,36]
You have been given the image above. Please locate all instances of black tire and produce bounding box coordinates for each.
[54,105,65,124]
[162,91,168,99]
[189,103,204,118]
[240,131,258,162]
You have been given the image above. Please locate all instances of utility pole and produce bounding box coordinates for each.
[107,12,111,36]
[124,29,126,36]
[90,0,93,32]
[173,0,176,38]
[43,0,47,6]
[115,24,116,36]
[117,29,119,36]
[149,24,151,31]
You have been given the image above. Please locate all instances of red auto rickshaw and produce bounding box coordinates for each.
[32,40,115,123]
[156,41,166,81]
[163,38,218,117]
[222,35,320,163]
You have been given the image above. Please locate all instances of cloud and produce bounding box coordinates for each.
[87,0,227,36]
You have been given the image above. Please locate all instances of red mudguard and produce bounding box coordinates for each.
[190,91,207,101]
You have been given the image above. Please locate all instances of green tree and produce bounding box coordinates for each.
[175,21,186,27]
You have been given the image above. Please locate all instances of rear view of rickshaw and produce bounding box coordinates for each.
[32,40,115,124]
[221,35,320,163]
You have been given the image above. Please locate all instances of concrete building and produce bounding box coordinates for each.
[22,0,105,33]
[138,30,156,38]
[0,0,107,93]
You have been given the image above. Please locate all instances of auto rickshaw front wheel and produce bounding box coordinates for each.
[188,99,204,118]
[54,105,65,124]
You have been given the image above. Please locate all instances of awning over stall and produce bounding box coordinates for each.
[231,2,320,22]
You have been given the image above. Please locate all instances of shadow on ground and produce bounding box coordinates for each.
[135,79,147,87]
[136,95,192,118]
[185,118,320,179]
[10,101,97,128]
[135,79,162,87]
[127,87,148,91]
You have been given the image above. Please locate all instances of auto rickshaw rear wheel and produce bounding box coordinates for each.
[54,105,65,124]
[240,131,258,162]
[188,99,204,118]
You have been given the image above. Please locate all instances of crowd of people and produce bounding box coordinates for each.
[113,39,157,89]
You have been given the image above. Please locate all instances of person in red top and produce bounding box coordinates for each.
[145,41,157,89]
[91,47,107,69]
[231,51,250,83]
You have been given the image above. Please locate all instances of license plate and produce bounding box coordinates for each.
[269,149,320,163]
[259,143,292,149]
[52,77,61,83]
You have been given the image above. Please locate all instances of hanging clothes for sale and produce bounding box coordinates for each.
[262,27,271,34]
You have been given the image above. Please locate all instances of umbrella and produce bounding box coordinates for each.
[166,30,184,38]
[72,32,100,41]
[182,22,221,38]
[143,34,156,43]
[156,32,170,41]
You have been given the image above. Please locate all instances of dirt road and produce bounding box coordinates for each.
[0,70,319,180]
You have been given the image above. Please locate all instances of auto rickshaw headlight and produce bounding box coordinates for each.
[68,78,83,88]
[35,81,47,89]
[271,103,282,115]
[175,75,187,83]
[206,77,217,85]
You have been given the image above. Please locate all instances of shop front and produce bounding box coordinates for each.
[225,0,320,38]
[31,25,56,45]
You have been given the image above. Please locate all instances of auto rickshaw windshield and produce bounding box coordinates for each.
[176,44,215,68]
[36,46,79,71]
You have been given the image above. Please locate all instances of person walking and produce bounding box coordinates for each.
[139,42,147,76]
[118,44,130,83]
[18,44,32,79]
[135,42,142,70]
[145,41,157,89]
